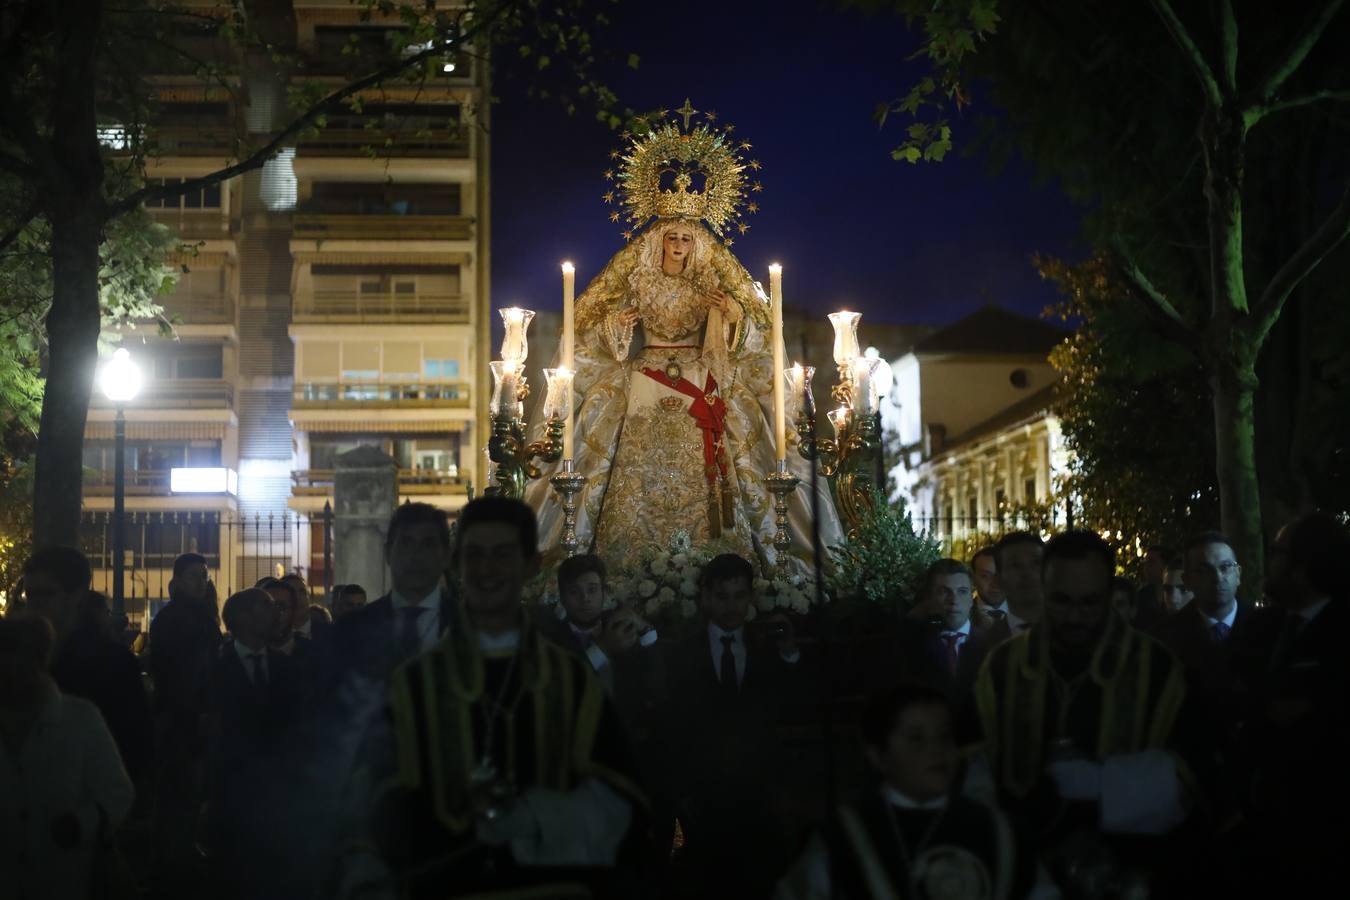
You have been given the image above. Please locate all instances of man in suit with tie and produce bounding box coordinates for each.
[955,531,1045,691]
[1161,532,1249,702]
[664,553,805,898]
[872,559,986,699]
[970,544,1008,622]
[329,502,456,686]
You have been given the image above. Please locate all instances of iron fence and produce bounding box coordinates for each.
[79,509,335,627]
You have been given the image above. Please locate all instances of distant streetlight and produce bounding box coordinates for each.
[99,348,142,618]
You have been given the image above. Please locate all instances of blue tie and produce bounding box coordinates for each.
[1211,621,1231,642]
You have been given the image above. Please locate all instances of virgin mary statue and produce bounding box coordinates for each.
[529,111,842,574]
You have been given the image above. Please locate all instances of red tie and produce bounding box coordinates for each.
[941,632,963,674]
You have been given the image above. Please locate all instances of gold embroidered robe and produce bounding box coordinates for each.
[526,220,843,575]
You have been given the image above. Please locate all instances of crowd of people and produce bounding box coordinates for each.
[1,498,1347,899]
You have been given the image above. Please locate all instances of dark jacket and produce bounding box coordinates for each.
[327,589,456,686]
[51,624,154,782]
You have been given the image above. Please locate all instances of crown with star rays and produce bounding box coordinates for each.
[602,98,764,243]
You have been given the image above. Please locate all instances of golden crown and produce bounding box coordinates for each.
[603,99,763,241]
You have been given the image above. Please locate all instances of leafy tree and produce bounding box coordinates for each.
[0,0,630,547]
[1040,255,1220,560]
[868,0,1350,597]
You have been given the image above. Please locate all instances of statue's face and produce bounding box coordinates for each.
[662,228,694,269]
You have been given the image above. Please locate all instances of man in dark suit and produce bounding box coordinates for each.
[205,588,301,891]
[147,552,221,895]
[873,558,987,700]
[664,553,806,898]
[955,532,1045,692]
[328,502,457,686]
[1231,512,1350,895]
[1161,532,1250,701]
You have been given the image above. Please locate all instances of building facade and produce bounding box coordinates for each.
[884,306,1070,547]
[85,1,488,613]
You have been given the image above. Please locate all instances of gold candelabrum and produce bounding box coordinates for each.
[485,379,564,500]
[791,312,889,537]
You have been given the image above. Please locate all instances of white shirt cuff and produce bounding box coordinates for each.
[780,647,801,664]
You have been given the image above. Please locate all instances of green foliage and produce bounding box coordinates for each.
[0,453,33,601]
[1040,255,1219,560]
[828,492,942,615]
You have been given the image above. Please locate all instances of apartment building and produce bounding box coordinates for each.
[85,1,488,611]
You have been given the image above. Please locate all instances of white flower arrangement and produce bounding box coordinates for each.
[601,531,827,621]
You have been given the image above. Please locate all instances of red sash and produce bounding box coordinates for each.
[639,368,728,487]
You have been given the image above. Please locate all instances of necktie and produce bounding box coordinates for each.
[940,632,963,674]
[248,653,268,700]
[720,634,738,695]
[1211,621,1231,642]
[397,606,426,659]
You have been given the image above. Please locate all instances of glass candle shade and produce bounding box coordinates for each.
[828,406,851,439]
[785,363,816,418]
[851,355,886,416]
[542,367,574,420]
[499,307,536,365]
[828,311,862,366]
[490,360,522,417]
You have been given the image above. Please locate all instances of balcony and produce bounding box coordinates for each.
[150,124,238,156]
[293,213,472,241]
[293,290,468,323]
[148,208,231,240]
[296,127,468,159]
[291,381,470,410]
[159,291,236,325]
[291,468,470,497]
[92,379,234,411]
[84,468,170,496]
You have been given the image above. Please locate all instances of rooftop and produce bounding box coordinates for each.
[914,305,1069,356]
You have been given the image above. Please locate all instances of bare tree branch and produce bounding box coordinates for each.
[1220,0,1238,94]
[1247,88,1350,126]
[1251,185,1350,348]
[1148,0,1225,108]
[1254,0,1344,103]
[1112,239,1202,357]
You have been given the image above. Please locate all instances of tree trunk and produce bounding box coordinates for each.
[32,0,104,548]
[1202,109,1264,601]
[1210,358,1264,603]
[33,210,103,548]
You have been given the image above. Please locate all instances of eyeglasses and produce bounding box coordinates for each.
[1186,562,1240,577]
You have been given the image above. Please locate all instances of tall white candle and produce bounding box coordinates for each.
[769,264,786,461]
[561,262,576,460]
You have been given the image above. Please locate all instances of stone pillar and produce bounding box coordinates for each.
[334,445,399,598]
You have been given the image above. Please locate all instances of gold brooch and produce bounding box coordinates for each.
[664,360,683,381]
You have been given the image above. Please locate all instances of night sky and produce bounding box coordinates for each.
[490,2,1084,327]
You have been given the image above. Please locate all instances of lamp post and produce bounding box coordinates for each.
[99,348,142,619]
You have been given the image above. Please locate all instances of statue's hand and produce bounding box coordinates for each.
[618,307,640,327]
[706,288,741,322]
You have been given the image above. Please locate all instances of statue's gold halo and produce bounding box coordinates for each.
[604,103,759,239]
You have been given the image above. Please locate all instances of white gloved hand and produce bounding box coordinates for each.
[1046,758,1103,801]
[474,800,539,847]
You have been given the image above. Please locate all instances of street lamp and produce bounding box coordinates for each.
[98,348,142,618]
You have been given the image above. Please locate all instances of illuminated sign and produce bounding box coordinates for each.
[170,467,238,495]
